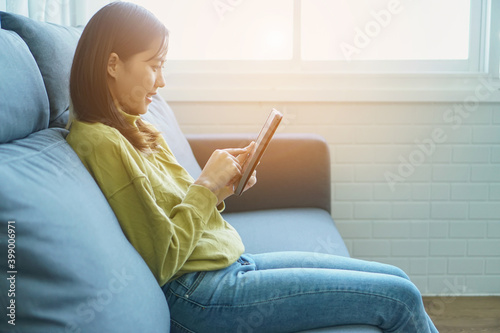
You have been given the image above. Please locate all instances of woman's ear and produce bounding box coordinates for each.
[107,52,120,78]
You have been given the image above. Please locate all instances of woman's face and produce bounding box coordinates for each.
[107,37,166,115]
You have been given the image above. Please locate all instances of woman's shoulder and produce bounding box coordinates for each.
[69,119,118,134]
[66,120,126,153]
[70,119,125,137]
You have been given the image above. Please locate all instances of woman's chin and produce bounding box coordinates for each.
[132,100,150,115]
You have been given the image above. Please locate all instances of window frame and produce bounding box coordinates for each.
[156,0,500,103]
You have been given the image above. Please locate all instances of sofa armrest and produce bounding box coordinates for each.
[186,133,331,214]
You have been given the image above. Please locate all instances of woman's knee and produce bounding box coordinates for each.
[390,276,424,309]
[381,263,411,280]
[380,278,432,332]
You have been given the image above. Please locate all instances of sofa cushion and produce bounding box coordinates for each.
[0,129,170,333]
[224,208,350,257]
[0,12,82,125]
[0,28,49,143]
[142,94,203,179]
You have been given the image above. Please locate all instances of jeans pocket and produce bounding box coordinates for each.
[182,271,206,299]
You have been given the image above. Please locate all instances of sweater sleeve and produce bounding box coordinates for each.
[109,180,216,284]
[82,133,218,285]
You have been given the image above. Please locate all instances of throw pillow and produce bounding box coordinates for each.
[0,12,82,125]
[0,27,49,143]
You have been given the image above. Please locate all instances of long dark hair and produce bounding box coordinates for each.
[70,1,168,153]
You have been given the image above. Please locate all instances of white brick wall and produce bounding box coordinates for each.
[168,99,500,295]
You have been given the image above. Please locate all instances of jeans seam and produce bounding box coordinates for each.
[184,271,206,298]
[175,277,189,290]
[172,288,417,312]
[171,318,196,333]
[168,289,423,331]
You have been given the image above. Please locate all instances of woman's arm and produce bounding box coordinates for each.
[108,176,218,284]
[76,128,252,284]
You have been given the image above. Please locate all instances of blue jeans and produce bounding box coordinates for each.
[162,252,438,333]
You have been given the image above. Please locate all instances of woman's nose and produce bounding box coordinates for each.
[156,72,166,88]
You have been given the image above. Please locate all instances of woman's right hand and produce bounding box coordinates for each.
[194,142,255,195]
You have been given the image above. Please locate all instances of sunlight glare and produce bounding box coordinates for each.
[266,30,286,49]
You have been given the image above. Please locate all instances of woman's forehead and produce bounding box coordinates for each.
[132,37,167,62]
[145,36,168,61]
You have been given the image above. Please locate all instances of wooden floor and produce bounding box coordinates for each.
[422,296,500,333]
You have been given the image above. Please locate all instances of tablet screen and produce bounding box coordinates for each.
[234,109,283,196]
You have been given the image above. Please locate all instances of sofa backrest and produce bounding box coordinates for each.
[0,128,172,333]
[0,11,203,333]
[0,18,49,143]
[0,12,82,128]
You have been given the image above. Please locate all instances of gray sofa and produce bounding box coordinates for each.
[0,11,381,333]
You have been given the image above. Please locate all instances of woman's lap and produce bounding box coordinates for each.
[251,251,410,279]
[163,252,437,333]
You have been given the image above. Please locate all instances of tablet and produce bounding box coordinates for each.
[234,108,283,196]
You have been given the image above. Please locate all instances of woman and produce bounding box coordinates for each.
[67,2,438,333]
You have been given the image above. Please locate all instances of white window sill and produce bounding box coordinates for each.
[160,72,500,103]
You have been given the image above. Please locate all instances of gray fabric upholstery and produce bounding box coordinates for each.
[0,28,49,143]
[187,133,331,213]
[0,12,82,123]
[224,208,348,257]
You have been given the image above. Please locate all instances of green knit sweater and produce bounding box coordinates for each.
[66,112,244,286]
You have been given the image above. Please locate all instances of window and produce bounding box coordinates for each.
[131,0,487,71]
[301,0,476,73]
[128,0,498,102]
[134,0,294,60]
[300,0,486,73]
[302,0,471,61]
